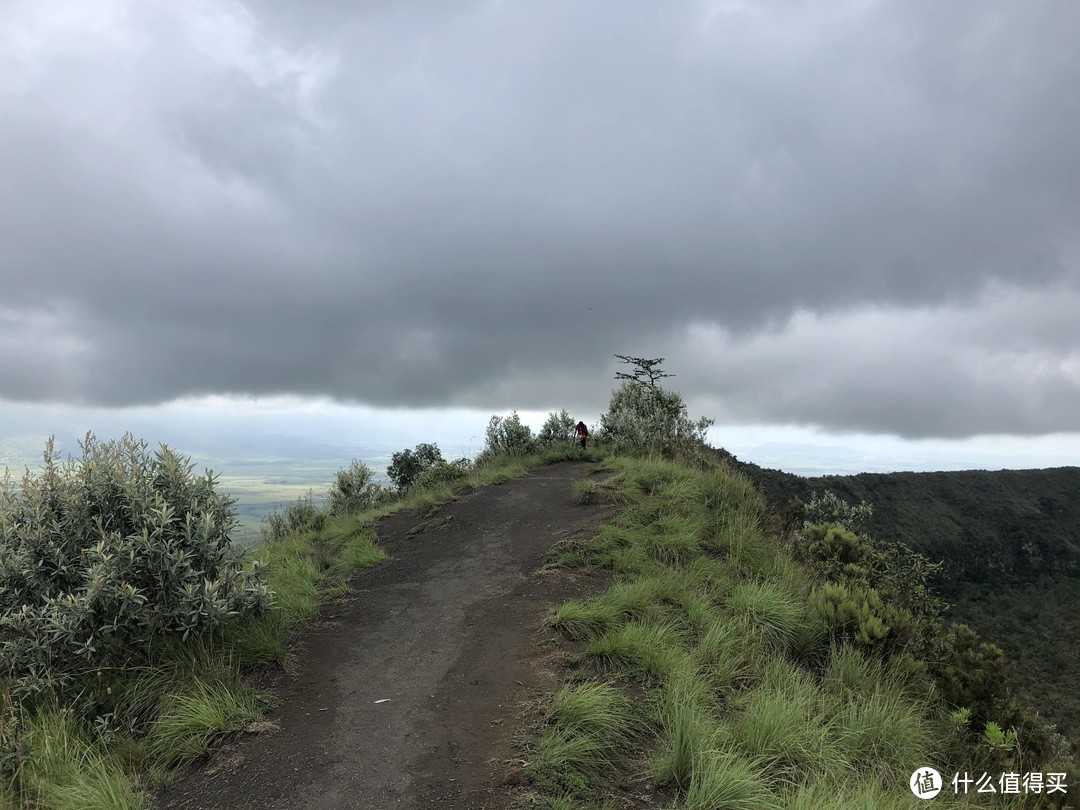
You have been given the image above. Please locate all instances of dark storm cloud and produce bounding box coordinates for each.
[1,0,1079,437]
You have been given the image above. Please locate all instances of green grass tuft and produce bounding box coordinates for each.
[724,581,806,652]
[584,621,683,677]
[148,678,264,767]
[722,659,844,782]
[834,683,930,776]
[546,682,639,743]
[681,750,777,810]
[11,709,144,810]
[550,600,618,641]
[692,620,751,691]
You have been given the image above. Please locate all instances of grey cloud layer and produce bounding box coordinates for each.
[1,0,1078,437]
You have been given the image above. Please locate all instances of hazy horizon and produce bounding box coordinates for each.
[4,396,1079,481]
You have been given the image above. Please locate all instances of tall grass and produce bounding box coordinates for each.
[682,750,776,810]
[722,660,843,782]
[526,682,639,797]
[6,710,145,810]
[584,621,683,677]
[533,454,1020,808]
[724,581,807,653]
[148,678,264,767]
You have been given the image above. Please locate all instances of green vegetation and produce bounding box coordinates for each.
[738,462,1080,585]
[527,682,642,797]
[484,411,536,457]
[527,454,1077,807]
[731,455,1080,742]
[522,361,1076,807]
[537,409,577,448]
[599,356,713,457]
[387,443,453,491]
[0,434,270,699]
[0,408,596,807]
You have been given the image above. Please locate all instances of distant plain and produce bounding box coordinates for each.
[2,449,390,546]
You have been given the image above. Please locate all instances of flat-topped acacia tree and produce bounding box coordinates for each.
[612,354,676,388]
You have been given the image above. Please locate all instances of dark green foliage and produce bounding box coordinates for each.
[806,524,867,568]
[797,507,1071,769]
[412,460,467,490]
[733,456,1080,585]
[800,522,946,659]
[387,443,444,490]
[933,623,1016,728]
[951,575,1080,737]
[727,450,1080,742]
[0,435,271,697]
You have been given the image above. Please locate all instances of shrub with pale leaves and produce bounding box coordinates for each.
[485,412,535,456]
[536,409,577,447]
[802,490,874,535]
[0,435,270,696]
[326,460,390,514]
[598,381,712,456]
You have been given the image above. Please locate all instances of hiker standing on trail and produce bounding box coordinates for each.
[575,421,589,450]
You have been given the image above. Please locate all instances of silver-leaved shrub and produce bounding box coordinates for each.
[598,381,713,456]
[484,411,535,456]
[0,434,271,696]
[536,409,577,447]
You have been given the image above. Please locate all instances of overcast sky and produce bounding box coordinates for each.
[2,1,1079,473]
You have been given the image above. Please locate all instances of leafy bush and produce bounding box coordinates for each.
[537,409,576,447]
[802,490,873,535]
[413,460,467,490]
[261,490,319,543]
[810,582,891,648]
[805,524,868,571]
[800,525,945,658]
[485,411,535,456]
[326,460,389,515]
[598,381,712,456]
[933,623,1016,727]
[387,443,443,490]
[0,435,270,697]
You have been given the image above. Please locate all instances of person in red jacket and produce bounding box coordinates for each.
[575,421,589,450]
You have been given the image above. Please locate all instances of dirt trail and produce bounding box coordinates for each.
[155,462,610,810]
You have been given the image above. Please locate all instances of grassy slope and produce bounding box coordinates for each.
[726,453,1080,740]
[0,448,593,809]
[524,455,1065,809]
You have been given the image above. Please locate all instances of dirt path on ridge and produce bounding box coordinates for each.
[154,462,611,810]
